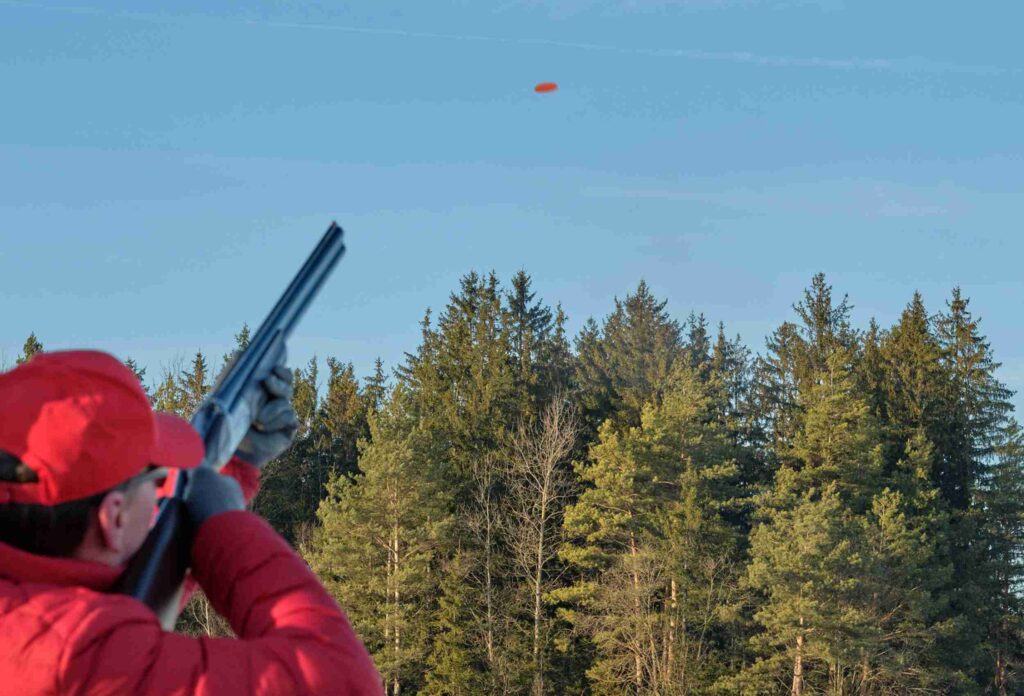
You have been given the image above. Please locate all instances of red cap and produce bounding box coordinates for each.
[0,351,204,505]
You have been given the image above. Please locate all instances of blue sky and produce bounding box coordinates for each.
[2,1,1024,411]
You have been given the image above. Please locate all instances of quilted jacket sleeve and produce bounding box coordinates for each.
[57,512,383,696]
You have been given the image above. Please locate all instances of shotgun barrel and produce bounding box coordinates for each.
[115,223,346,628]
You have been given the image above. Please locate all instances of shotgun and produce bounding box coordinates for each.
[114,223,346,629]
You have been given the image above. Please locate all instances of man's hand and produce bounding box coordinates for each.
[183,465,246,529]
[234,364,300,469]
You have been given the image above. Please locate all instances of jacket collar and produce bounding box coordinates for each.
[0,540,122,592]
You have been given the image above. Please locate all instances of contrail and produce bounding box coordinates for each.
[0,0,1010,75]
[248,19,896,70]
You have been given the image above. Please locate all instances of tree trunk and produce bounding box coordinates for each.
[667,577,677,692]
[857,653,870,696]
[533,544,544,695]
[995,645,1007,696]
[384,530,393,695]
[791,622,804,696]
[393,521,401,696]
[485,499,496,668]
[630,533,643,691]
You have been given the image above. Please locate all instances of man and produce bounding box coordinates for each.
[0,350,382,695]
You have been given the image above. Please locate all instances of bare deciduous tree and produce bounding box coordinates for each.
[504,397,579,696]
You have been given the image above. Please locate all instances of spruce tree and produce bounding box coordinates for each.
[980,422,1024,694]
[422,551,484,696]
[683,311,712,382]
[303,386,450,696]
[178,351,210,417]
[557,363,743,694]
[16,332,43,364]
[365,357,389,416]
[124,357,149,399]
[153,363,186,417]
[935,288,1013,509]
[253,357,319,542]
[574,280,682,432]
[399,271,518,488]
[879,293,944,482]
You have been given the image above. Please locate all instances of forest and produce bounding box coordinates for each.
[15,271,1024,695]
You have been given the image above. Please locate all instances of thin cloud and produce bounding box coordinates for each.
[0,0,1009,75]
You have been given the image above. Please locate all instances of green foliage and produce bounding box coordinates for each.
[303,387,452,695]
[423,551,484,696]
[58,270,1024,694]
[574,280,683,433]
[179,351,210,417]
[557,363,745,694]
[16,332,43,364]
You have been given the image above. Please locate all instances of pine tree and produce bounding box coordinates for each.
[306,358,366,503]
[124,357,149,399]
[743,483,865,694]
[749,321,803,471]
[365,357,389,416]
[935,288,1013,509]
[683,312,712,382]
[220,323,251,368]
[400,271,518,488]
[292,357,320,437]
[16,332,43,364]
[980,422,1024,695]
[557,363,743,694]
[178,351,210,417]
[303,386,449,696]
[574,280,683,433]
[743,319,880,693]
[253,357,318,542]
[153,360,187,417]
[423,551,484,696]
[879,293,944,482]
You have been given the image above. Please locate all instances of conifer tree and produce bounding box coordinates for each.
[935,288,1013,509]
[749,321,803,471]
[178,351,210,417]
[17,332,43,364]
[304,386,450,696]
[574,280,682,432]
[980,422,1024,694]
[683,311,712,382]
[505,271,552,413]
[557,364,743,694]
[124,357,149,399]
[153,360,187,417]
[422,551,484,696]
[750,274,859,477]
[316,358,366,470]
[879,293,944,480]
[253,357,319,542]
[220,323,251,368]
[365,357,389,416]
[400,271,518,487]
[292,357,320,437]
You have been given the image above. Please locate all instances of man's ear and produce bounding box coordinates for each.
[95,490,129,553]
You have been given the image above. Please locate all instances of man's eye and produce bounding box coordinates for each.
[154,476,168,488]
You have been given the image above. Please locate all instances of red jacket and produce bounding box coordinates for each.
[0,469,383,695]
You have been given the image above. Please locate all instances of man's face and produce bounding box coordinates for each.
[119,474,161,562]
[85,466,167,567]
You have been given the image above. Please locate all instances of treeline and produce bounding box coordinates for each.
[14,270,1024,694]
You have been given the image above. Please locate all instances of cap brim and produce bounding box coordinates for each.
[152,412,204,469]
